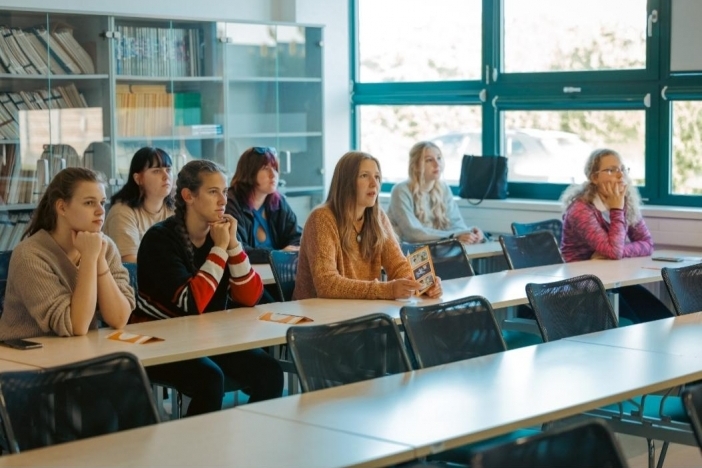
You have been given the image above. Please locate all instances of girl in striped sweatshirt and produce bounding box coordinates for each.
[134,160,282,416]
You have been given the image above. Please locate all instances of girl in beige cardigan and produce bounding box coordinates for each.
[294,151,442,301]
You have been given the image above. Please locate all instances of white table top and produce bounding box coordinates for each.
[0,359,39,372]
[241,339,702,457]
[6,250,699,370]
[0,407,414,468]
[463,240,504,259]
[252,263,274,285]
[523,249,702,288]
[566,311,702,357]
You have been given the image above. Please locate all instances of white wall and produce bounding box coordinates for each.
[294,0,350,192]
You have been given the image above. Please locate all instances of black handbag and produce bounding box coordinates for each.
[458,155,508,205]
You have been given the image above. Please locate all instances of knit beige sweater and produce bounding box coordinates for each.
[0,230,135,340]
[293,205,412,300]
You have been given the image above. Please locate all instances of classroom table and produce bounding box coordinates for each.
[238,338,702,457]
[4,333,702,467]
[253,241,505,285]
[0,359,38,372]
[523,249,702,289]
[0,407,413,468]
[0,269,560,369]
[566,311,702,358]
[252,263,274,285]
[3,250,698,370]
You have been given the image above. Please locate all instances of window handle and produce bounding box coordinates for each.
[647,9,658,37]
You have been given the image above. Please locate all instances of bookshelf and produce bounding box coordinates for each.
[0,10,324,249]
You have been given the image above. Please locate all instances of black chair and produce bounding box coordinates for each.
[681,382,702,452]
[661,263,702,316]
[499,231,565,270]
[286,313,411,392]
[525,274,617,342]
[0,352,159,453]
[400,238,475,280]
[400,295,506,369]
[469,420,628,468]
[511,218,563,245]
[268,250,299,302]
[527,275,692,468]
[0,250,11,315]
[401,296,541,464]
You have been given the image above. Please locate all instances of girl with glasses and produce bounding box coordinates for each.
[225,147,302,265]
[134,160,283,416]
[0,168,134,341]
[294,151,442,301]
[103,147,175,262]
[387,141,484,244]
[560,148,673,323]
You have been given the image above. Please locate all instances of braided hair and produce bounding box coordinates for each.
[173,159,226,270]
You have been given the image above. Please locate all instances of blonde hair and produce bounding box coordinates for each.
[326,151,388,260]
[408,141,450,229]
[560,148,643,225]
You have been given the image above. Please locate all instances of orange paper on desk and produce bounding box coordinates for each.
[258,312,312,324]
[107,331,164,344]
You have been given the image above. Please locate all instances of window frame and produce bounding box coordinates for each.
[351,0,702,207]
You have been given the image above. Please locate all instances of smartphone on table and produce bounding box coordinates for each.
[0,339,43,350]
[651,256,684,263]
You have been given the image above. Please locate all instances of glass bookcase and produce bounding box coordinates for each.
[0,9,324,249]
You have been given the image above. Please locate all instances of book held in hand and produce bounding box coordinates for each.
[407,245,436,296]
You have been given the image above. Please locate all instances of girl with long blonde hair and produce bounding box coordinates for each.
[388,141,483,244]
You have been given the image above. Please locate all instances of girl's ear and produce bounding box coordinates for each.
[55,198,66,216]
[181,187,194,204]
[133,171,142,186]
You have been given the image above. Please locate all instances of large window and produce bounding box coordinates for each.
[671,101,702,195]
[502,110,645,185]
[358,105,482,183]
[503,0,647,73]
[352,0,702,207]
[356,0,482,82]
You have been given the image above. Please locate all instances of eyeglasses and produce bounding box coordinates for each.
[597,166,629,176]
[252,147,277,155]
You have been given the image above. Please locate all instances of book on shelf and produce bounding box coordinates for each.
[176,124,222,136]
[51,22,95,74]
[174,92,201,126]
[11,27,49,75]
[31,25,82,74]
[0,27,31,75]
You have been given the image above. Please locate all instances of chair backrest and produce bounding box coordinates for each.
[469,419,628,468]
[0,352,159,453]
[400,295,506,369]
[0,250,12,316]
[123,262,138,292]
[268,250,299,302]
[661,263,702,316]
[499,231,565,269]
[681,382,702,451]
[525,274,618,342]
[400,238,475,280]
[286,313,412,393]
[511,218,563,244]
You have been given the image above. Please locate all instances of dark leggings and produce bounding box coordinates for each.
[617,284,675,324]
[146,348,283,416]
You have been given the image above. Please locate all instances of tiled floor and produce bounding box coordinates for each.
[621,435,701,468]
